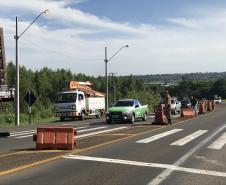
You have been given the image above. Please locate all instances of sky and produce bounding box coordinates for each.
[1,0,226,76]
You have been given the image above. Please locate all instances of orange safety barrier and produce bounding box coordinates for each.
[211,101,215,110]
[181,108,195,117]
[199,102,206,114]
[207,101,213,111]
[152,105,167,125]
[36,127,75,150]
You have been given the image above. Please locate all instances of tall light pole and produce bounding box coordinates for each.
[109,72,117,104]
[15,9,48,126]
[104,45,129,110]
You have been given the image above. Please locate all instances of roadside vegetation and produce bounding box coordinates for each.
[0,62,160,127]
[2,62,226,127]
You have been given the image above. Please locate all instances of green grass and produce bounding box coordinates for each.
[0,113,57,128]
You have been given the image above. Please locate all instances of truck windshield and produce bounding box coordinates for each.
[55,93,77,103]
[114,100,134,107]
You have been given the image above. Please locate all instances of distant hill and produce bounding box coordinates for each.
[134,72,226,83]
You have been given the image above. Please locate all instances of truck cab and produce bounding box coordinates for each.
[54,81,105,121]
[54,90,85,121]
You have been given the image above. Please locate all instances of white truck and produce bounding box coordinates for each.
[54,81,105,121]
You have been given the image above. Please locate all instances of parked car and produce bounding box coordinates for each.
[171,98,181,114]
[214,95,222,104]
[181,98,192,108]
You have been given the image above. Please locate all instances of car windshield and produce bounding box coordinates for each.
[55,93,77,103]
[181,100,190,104]
[114,100,134,107]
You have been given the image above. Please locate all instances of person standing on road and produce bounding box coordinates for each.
[190,96,198,116]
[165,91,172,124]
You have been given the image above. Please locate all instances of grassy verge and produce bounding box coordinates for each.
[0,113,57,128]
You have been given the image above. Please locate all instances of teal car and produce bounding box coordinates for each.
[106,99,148,123]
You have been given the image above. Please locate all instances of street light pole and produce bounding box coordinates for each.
[15,10,48,126]
[15,17,19,126]
[109,72,117,104]
[105,46,108,110]
[104,45,129,110]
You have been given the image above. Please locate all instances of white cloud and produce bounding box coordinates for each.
[1,0,226,76]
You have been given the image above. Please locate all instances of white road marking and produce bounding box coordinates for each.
[136,129,183,144]
[77,126,109,133]
[75,127,128,139]
[148,124,226,185]
[16,134,34,139]
[10,131,36,137]
[63,155,226,178]
[207,132,226,149]
[10,129,36,134]
[74,126,88,130]
[171,130,208,146]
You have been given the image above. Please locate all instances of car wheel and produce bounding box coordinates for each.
[142,112,147,121]
[130,114,135,124]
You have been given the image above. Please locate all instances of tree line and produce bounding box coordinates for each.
[3,62,226,125]
[5,62,160,120]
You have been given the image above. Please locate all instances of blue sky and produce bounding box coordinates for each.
[1,0,226,76]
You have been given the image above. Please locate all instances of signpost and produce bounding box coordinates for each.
[24,91,36,124]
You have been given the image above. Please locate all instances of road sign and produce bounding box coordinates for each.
[24,91,36,106]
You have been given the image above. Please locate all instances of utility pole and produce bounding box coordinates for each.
[104,45,129,110]
[109,72,117,104]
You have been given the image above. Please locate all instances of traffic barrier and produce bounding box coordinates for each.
[181,108,195,117]
[211,101,215,110]
[152,105,167,125]
[199,102,206,114]
[207,101,213,111]
[36,127,76,150]
[0,132,10,137]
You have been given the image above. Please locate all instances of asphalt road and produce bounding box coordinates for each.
[1,110,226,185]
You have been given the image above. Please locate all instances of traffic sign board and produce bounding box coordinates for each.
[24,91,36,106]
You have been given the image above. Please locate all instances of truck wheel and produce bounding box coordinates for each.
[130,114,135,124]
[60,117,65,121]
[96,111,101,119]
[80,111,85,120]
[142,112,147,121]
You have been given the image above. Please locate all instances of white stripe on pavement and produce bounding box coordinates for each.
[63,155,226,178]
[74,126,88,130]
[148,124,226,185]
[10,131,36,137]
[171,130,208,146]
[207,132,226,149]
[77,126,109,133]
[136,129,183,144]
[16,134,34,139]
[10,129,36,134]
[75,127,128,139]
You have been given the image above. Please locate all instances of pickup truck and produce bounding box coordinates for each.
[106,99,148,123]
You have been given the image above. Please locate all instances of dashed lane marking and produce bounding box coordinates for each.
[208,132,226,149]
[75,127,128,139]
[136,129,183,144]
[171,130,208,146]
[77,126,109,133]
